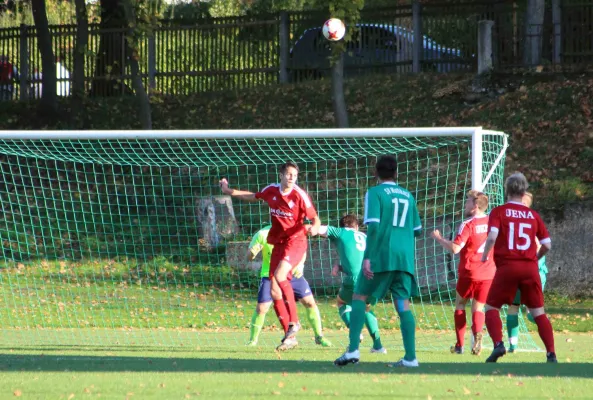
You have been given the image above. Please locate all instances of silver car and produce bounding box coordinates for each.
[289,23,471,81]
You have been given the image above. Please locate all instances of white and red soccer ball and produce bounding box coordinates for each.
[322,18,346,41]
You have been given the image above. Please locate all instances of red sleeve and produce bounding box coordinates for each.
[535,212,551,244]
[452,220,471,247]
[255,186,272,201]
[488,207,501,233]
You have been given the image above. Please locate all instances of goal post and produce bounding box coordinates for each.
[0,127,534,350]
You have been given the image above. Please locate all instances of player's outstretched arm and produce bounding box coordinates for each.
[219,178,259,202]
[431,230,462,254]
[307,216,321,236]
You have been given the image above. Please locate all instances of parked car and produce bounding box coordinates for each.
[288,23,471,81]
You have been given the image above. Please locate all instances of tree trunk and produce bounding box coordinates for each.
[196,196,239,250]
[31,0,57,114]
[523,0,545,66]
[331,52,349,128]
[122,0,152,129]
[71,0,88,127]
[90,0,131,96]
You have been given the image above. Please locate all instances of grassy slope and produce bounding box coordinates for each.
[1,72,591,210]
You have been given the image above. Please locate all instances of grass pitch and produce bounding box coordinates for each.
[0,332,591,399]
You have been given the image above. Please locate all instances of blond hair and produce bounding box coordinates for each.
[467,190,489,212]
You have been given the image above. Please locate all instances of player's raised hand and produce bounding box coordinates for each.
[362,259,373,280]
[431,230,442,240]
[219,178,232,195]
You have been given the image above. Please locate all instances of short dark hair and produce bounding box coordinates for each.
[375,155,397,180]
[339,214,359,228]
[279,161,299,174]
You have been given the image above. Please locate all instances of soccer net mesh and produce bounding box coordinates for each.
[0,129,537,350]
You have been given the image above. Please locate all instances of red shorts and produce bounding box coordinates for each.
[456,276,492,304]
[486,264,544,309]
[269,238,308,280]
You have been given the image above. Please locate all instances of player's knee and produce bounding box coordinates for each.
[257,303,271,314]
[507,305,520,315]
[300,296,315,308]
[529,307,545,318]
[394,298,409,313]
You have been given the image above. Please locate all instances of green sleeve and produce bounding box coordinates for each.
[248,230,264,256]
[363,189,381,224]
[326,226,342,239]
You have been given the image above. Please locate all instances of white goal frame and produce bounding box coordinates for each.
[0,127,508,192]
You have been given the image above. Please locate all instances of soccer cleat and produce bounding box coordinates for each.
[284,322,301,341]
[508,345,516,353]
[547,352,558,363]
[334,349,360,367]
[370,347,387,354]
[471,332,483,356]
[485,342,507,363]
[276,336,298,351]
[450,345,464,354]
[315,336,333,347]
[388,358,419,368]
[245,340,258,347]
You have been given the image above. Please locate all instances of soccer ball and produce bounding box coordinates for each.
[322,18,346,41]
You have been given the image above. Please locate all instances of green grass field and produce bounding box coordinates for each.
[0,332,591,399]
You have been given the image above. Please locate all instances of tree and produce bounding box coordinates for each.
[31,0,57,114]
[309,0,364,128]
[524,0,545,66]
[71,0,89,127]
[90,0,131,96]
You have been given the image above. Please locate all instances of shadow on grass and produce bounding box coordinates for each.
[0,354,591,378]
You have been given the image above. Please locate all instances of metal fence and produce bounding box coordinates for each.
[1,0,592,100]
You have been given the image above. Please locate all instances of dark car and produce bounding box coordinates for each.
[288,23,470,81]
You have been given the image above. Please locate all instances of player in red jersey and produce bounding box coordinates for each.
[219,161,320,350]
[481,172,556,363]
[432,190,495,356]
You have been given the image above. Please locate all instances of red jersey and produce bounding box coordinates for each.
[487,201,551,268]
[255,184,317,245]
[452,215,495,280]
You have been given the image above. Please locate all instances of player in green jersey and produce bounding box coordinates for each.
[334,155,422,368]
[245,225,332,349]
[506,192,549,352]
[318,214,386,353]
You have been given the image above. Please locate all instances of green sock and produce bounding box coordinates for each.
[398,310,416,361]
[364,310,383,350]
[348,300,366,352]
[526,312,535,324]
[507,313,519,347]
[338,305,352,327]
[249,311,266,343]
[305,306,323,337]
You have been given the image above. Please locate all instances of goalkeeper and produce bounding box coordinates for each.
[316,215,386,354]
[246,225,332,350]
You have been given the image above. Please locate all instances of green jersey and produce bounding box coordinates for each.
[324,226,366,285]
[248,225,273,278]
[363,181,422,274]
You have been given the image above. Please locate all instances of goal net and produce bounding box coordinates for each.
[0,128,537,350]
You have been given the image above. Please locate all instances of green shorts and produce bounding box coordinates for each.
[338,282,378,306]
[354,270,418,301]
[513,271,547,305]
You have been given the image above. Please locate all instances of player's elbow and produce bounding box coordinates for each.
[451,245,461,255]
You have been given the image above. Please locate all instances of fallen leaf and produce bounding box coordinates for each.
[68,395,75,400]
[159,383,166,388]
[463,387,471,395]
[517,382,524,386]
[302,387,307,391]
[83,388,91,394]
[282,372,288,377]
[271,391,281,395]
[447,389,455,393]
[278,382,285,388]
[13,390,22,397]
[566,338,573,343]
[428,396,433,400]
